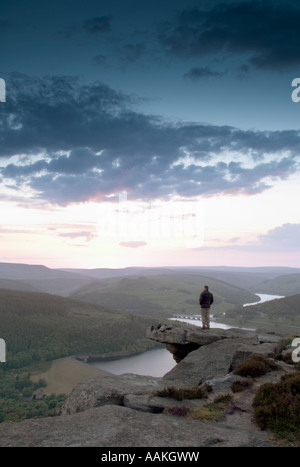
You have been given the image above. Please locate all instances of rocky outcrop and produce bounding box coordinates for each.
[61,373,167,415]
[146,322,287,364]
[146,322,255,347]
[0,322,297,447]
[146,322,289,387]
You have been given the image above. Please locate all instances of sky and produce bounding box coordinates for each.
[0,0,300,269]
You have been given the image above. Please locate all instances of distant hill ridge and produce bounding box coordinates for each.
[0,262,95,296]
[0,262,299,313]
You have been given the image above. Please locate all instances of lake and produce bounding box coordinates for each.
[243,293,285,307]
[90,347,176,377]
[89,293,284,377]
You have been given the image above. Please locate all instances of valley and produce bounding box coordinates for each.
[0,262,299,423]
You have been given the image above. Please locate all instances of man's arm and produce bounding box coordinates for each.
[199,292,203,305]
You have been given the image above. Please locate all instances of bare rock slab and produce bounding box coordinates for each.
[163,336,258,386]
[0,404,276,447]
[61,373,164,415]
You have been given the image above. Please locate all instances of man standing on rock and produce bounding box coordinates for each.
[199,285,214,330]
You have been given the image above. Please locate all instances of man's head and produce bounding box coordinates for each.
[204,285,209,291]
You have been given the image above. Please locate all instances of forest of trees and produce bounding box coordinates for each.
[0,288,161,423]
[0,289,159,371]
[0,368,66,423]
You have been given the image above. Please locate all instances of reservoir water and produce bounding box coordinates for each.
[243,293,284,307]
[90,347,176,377]
[90,293,284,377]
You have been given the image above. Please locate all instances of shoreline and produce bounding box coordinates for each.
[75,348,157,364]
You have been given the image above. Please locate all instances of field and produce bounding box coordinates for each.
[30,357,109,395]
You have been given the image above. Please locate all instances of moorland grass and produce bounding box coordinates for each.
[253,372,300,442]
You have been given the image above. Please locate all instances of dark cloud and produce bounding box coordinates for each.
[0,73,132,157]
[184,67,225,80]
[1,73,299,205]
[83,16,112,34]
[158,1,300,72]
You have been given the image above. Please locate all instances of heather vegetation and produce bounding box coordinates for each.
[233,355,280,378]
[253,372,300,442]
[230,378,253,393]
[164,393,234,422]
[154,384,212,401]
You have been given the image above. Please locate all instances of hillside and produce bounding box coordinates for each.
[0,262,94,296]
[254,273,300,296]
[0,278,40,293]
[0,289,158,370]
[70,273,259,318]
[225,293,300,330]
[1,262,299,297]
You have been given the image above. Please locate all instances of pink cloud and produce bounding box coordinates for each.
[119,241,147,248]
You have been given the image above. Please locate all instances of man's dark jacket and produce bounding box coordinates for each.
[199,290,214,308]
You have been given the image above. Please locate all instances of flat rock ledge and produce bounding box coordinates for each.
[0,323,297,447]
[146,322,287,364]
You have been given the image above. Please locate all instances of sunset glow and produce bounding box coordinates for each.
[1,0,300,269]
